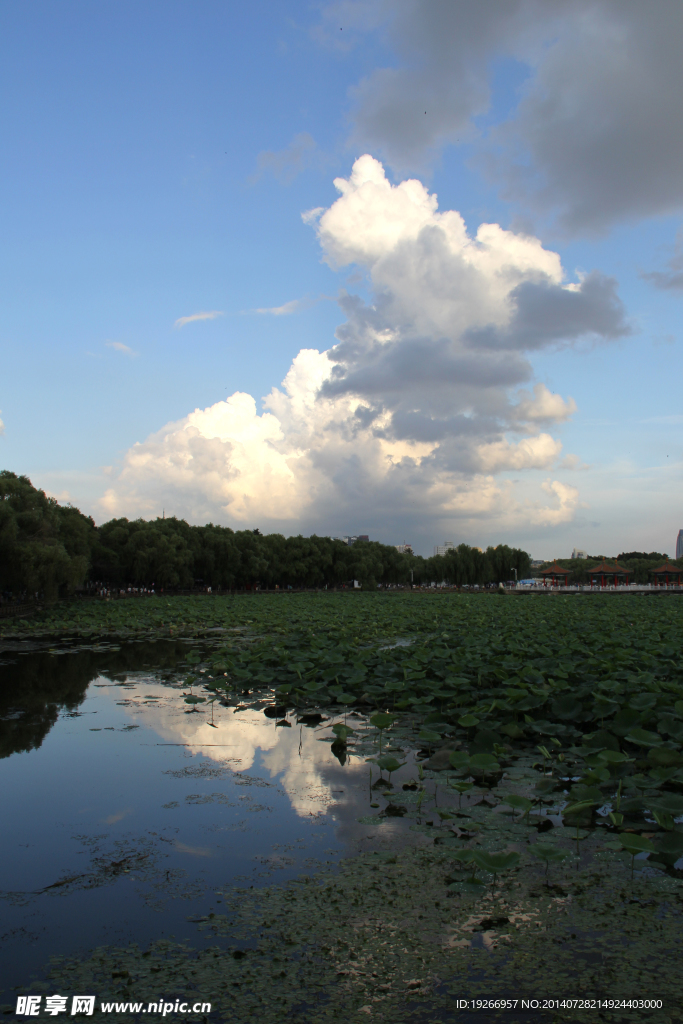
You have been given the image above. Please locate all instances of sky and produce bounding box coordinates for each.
[2,0,683,558]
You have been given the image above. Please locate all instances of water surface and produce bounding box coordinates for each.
[0,642,412,996]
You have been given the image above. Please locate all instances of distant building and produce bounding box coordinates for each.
[530,559,545,568]
[434,541,455,556]
[335,535,370,546]
[677,530,683,560]
[571,548,588,560]
[395,543,413,554]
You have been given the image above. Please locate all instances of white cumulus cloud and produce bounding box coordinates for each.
[100,156,626,541]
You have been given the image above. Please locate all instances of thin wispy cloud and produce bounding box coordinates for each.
[253,298,307,316]
[249,132,322,185]
[174,310,224,329]
[246,295,325,316]
[641,414,683,425]
[106,341,137,357]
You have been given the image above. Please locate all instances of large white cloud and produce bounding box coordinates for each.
[100,157,624,540]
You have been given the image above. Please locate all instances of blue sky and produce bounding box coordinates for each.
[2,1,683,557]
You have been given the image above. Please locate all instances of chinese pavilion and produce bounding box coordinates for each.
[649,562,683,587]
[539,562,571,586]
[590,560,632,587]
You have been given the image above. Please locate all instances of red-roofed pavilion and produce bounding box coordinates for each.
[539,562,571,587]
[590,560,632,587]
[649,562,683,586]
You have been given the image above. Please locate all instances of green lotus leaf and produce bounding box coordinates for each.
[618,833,655,855]
[655,831,683,860]
[331,723,354,741]
[551,696,583,720]
[472,851,520,873]
[375,755,405,773]
[458,715,479,728]
[450,849,476,864]
[530,845,568,863]
[504,795,533,815]
[648,793,683,816]
[449,751,471,770]
[625,727,662,747]
[469,753,500,770]
[596,749,631,763]
[500,722,525,739]
[629,693,658,711]
[563,799,599,817]
[370,713,395,730]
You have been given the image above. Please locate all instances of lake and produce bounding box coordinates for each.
[0,640,418,1000]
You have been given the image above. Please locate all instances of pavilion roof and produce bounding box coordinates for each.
[650,562,683,574]
[539,561,571,576]
[590,560,632,574]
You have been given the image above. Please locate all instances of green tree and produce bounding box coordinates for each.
[0,472,94,600]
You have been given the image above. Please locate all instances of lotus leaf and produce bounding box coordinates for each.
[331,723,354,741]
[625,727,662,747]
[563,799,599,817]
[648,793,683,816]
[448,751,470,770]
[613,709,642,734]
[472,850,520,874]
[648,747,683,767]
[503,795,533,818]
[500,722,525,739]
[530,845,568,864]
[583,730,620,750]
[470,728,501,754]
[370,713,395,730]
[629,693,658,711]
[551,696,583,720]
[469,753,500,771]
[450,849,476,864]
[618,833,655,855]
[596,749,631,763]
[458,714,479,728]
[375,755,405,773]
[655,830,683,864]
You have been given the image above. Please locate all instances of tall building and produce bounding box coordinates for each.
[434,541,455,556]
[395,543,413,554]
[571,548,588,560]
[676,530,683,560]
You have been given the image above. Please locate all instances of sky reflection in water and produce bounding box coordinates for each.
[0,645,410,996]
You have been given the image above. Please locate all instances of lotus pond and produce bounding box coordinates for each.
[2,592,683,1023]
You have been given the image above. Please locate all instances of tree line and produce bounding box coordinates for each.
[0,471,531,599]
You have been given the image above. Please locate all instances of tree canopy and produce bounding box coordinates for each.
[1,471,532,596]
[0,471,96,599]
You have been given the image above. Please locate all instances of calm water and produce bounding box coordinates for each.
[0,641,412,997]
